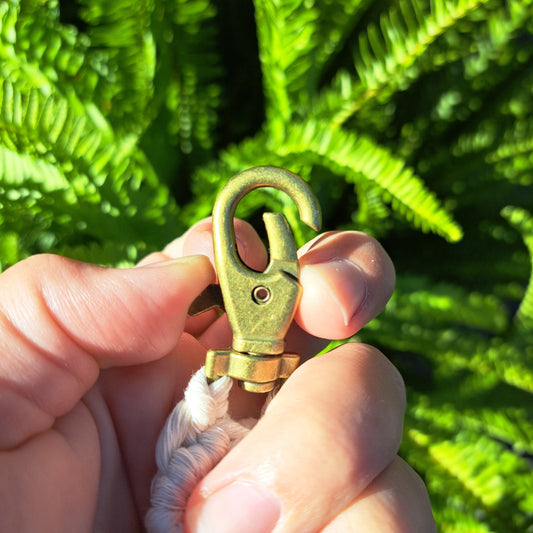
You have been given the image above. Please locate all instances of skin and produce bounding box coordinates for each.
[0,219,436,532]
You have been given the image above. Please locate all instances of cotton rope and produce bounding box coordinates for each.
[145,366,270,532]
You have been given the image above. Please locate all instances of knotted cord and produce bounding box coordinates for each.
[145,367,263,532]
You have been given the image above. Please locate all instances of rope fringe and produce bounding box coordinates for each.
[145,367,255,532]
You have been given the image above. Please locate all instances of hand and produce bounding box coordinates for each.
[0,218,435,532]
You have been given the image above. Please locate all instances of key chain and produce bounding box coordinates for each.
[145,166,321,532]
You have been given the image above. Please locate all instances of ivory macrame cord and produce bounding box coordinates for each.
[145,367,272,532]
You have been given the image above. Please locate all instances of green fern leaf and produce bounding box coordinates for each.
[137,0,222,185]
[0,69,180,262]
[253,0,368,136]
[4,1,118,118]
[0,231,19,271]
[351,182,392,238]
[185,133,286,226]
[78,0,156,135]
[253,0,315,136]
[409,377,533,459]
[320,0,509,128]
[0,144,68,190]
[0,79,113,185]
[364,314,533,393]
[405,425,532,532]
[501,206,533,329]
[391,276,509,333]
[486,125,533,185]
[278,120,463,241]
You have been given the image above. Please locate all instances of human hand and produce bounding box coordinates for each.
[0,218,435,532]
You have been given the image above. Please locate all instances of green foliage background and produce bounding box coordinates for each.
[1,0,532,530]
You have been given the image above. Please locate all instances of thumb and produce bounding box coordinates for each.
[0,253,213,449]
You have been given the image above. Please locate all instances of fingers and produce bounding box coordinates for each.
[321,457,436,533]
[162,219,395,348]
[295,231,395,340]
[0,254,214,449]
[184,343,407,533]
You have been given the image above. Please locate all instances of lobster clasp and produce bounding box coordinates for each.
[198,166,321,392]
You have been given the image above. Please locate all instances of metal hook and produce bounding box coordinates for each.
[194,166,321,392]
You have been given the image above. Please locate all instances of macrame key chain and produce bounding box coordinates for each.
[145,166,321,532]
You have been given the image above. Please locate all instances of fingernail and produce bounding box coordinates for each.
[300,258,368,326]
[140,255,209,269]
[186,482,281,533]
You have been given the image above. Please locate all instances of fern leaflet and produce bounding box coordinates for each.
[78,0,156,135]
[501,206,533,329]
[277,120,463,241]
[319,0,498,128]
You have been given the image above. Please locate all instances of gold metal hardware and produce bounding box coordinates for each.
[190,166,321,392]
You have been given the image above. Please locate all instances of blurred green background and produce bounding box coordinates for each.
[1,0,532,530]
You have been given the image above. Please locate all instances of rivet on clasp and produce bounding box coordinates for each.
[190,166,321,392]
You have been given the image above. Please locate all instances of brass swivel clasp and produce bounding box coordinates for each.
[190,166,321,392]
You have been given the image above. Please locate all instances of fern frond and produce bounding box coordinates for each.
[409,377,533,458]
[501,206,533,329]
[397,1,533,175]
[278,120,463,241]
[434,510,494,533]
[0,168,177,267]
[390,276,509,333]
[140,0,221,179]
[359,274,533,392]
[369,315,533,393]
[253,0,318,137]
[364,305,533,393]
[0,73,180,260]
[472,336,533,393]
[0,180,70,260]
[432,432,530,513]
[351,182,392,238]
[485,122,533,185]
[0,79,120,188]
[78,0,156,134]
[320,0,510,128]
[254,0,368,136]
[4,0,123,125]
[0,145,67,190]
[404,425,533,532]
